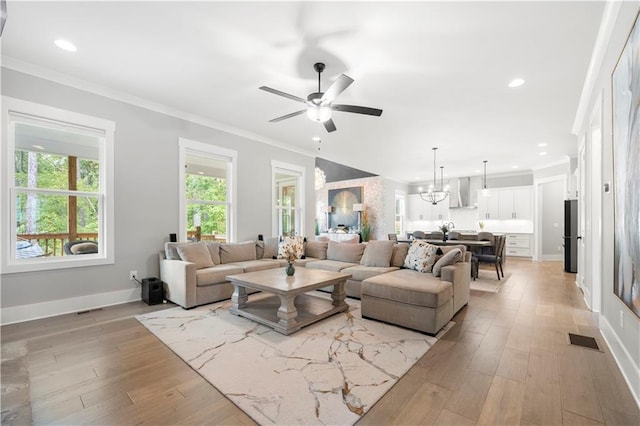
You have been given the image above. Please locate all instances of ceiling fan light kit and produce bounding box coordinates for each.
[260,62,382,133]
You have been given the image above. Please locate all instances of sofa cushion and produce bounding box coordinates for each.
[205,242,221,264]
[342,265,399,281]
[305,241,328,260]
[177,242,215,269]
[277,236,305,259]
[263,237,279,259]
[362,269,452,308]
[433,248,462,277]
[293,257,321,267]
[327,241,365,263]
[360,240,395,267]
[165,242,192,260]
[404,240,440,273]
[196,264,244,287]
[306,259,357,272]
[230,259,280,273]
[220,241,257,263]
[390,243,410,268]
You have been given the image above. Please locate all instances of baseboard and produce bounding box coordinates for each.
[540,254,563,261]
[1,288,140,325]
[599,315,640,409]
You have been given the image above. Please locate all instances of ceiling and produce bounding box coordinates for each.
[1,1,605,184]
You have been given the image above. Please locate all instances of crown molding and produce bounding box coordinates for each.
[1,56,316,159]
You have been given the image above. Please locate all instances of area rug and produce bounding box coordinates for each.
[471,271,511,293]
[136,294,450,425]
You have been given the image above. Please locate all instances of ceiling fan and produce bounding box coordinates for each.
[259,62,383,133]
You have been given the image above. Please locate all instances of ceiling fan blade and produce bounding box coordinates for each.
[321,74,354,103]
[323,118,337,133]
[269,110,306,122]
[331,104,383,116]
[259,86,306,103]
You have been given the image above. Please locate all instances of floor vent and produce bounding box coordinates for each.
[75,308,104,315]
[568,333,600,351]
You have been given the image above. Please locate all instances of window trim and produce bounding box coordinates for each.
[178,138,237,242]
[1,96,115,273]
[271,160,305,237]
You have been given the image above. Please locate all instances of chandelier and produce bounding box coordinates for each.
[419,147,450,205]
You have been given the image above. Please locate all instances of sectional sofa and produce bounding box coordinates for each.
[159,237,471,334]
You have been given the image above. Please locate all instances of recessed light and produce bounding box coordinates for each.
[512,165,519,169]
[537,142,548,147]
[54,39,77,52]
[539,152,547,156]
[417,186,423,192]
[508,78,525,88]
[32,144,45,150]
[312,136,321,142]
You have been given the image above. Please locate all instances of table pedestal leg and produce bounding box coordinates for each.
[277,295,298,329]
[231,285,248,309]
[331,282,347,308]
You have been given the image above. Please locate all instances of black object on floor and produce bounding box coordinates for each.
[568,333,600,350]
[142,277,164,305]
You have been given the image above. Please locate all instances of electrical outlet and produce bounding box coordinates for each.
[129,270,137,281]
[619,310,624,328]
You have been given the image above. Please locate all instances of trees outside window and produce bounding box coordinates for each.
[2,97,115,272]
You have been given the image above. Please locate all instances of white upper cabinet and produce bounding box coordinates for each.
[408,194,450,221]
[478,187,532,220]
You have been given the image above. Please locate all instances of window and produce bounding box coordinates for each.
[395,191,406,236]
[179,138,236,242]
[2,97,115,273]
[272,161,305,237]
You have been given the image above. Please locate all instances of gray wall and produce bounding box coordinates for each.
[540,179,564,257]
[1,68,315,309]
[575,1,640,395]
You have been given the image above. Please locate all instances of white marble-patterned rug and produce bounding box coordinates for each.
[136,293,450,425]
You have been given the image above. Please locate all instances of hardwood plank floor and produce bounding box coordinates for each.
[1,259,639,425]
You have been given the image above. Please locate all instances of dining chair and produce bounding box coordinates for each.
[388,233,398,242]
[448,231,461,240]
[476,231,494,254]
[429,231,444,240]
[475,234,505,279]
[412,230,426,239]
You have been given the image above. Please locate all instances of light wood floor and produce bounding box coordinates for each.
[2,259,639,425]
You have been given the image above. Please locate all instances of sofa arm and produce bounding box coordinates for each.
[441,261,471,314]
[160,258,198,308]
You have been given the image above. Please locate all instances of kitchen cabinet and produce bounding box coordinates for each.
[408,194,450,221]
[478,187,532,220]
[498,188,532,220]
[505,233,532,257]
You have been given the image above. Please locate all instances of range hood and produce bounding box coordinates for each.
[449,176,479,208]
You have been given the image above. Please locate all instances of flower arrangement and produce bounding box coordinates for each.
[360,210,371,242]
[439,221,455,234]
[286,249,297,264]
[478,221,485,230]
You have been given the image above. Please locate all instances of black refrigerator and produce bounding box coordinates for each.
[563,200,578,273]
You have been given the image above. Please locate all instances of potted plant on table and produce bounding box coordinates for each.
[439,222,455,241]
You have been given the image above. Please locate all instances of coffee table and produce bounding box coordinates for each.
[226,267,352,335]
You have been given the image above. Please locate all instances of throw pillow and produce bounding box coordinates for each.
[165,242,192,260]
[432,248,462,277]
[304,241,328,259]
[360,240,395,267]
[403,240,440,273]
[390,243,410,267]
[70,242,98,254]
[263,237,279,259]
[205,242,221,264]
[176,242,215,269]
[327,241,365,263]
[220,241,257,263]
[277,236,305,259]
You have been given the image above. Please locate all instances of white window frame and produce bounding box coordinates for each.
[271,160,305,237]
[1,96,115,273]
[178,138,237,242]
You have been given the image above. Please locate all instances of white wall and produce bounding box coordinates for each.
[1,68,315,323]
[573,1,640,404]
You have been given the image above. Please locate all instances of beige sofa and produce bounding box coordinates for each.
[159,238,471,334]
[159,240,283,309]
